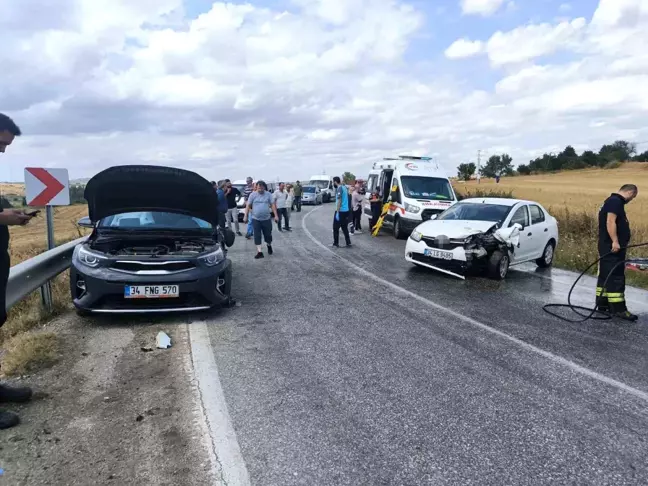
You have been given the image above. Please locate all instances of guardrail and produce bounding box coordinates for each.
[7,237,87,311]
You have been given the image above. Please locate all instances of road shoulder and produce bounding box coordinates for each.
[1,313,215,485]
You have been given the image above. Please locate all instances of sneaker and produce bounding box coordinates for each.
[254,252,264,259]
[0,410,20,430]
[0,384,33,403]
[355,230,363,234]
[613,310,638,322]
[267,245,273,255]
[284,228,292,232]
[236,231,242,236]
[331,243,339,248]
[345,243,352,248]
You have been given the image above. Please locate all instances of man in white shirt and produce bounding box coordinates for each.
[273,183,291,232]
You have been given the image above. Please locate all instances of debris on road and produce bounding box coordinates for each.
[136,414,144,422]
[140,347,154,352]
[155,332,172,349]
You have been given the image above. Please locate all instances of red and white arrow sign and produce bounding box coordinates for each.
[24,168,70,206]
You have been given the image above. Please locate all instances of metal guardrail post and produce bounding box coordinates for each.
[39,206,56,312]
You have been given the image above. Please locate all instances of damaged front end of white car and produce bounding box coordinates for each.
[462,223,521,279]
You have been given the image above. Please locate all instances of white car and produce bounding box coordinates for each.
[405,197,559,280]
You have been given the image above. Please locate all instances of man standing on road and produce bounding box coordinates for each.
[273,183,291,232]
[595,184,638,321]
[351,182,364,234]
[0,113,37,430]
[224,180,242,236]
[243,177,255,239]
[292,180,303,212]
[332,176,352,248]
[244,181,278,259]
[214,181,229,230]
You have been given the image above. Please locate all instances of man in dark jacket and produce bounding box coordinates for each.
[595,184,638,321]
[224,179,242,235]
[292,181,303,212]
[0,113,37,430]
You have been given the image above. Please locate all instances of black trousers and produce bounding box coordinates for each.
[0,251,10,327]
[370,202,382,231]
[353,208,362,230]
[596,245,627,312]
[252,218,273,246]
[293,196,302,212]
[333,211,351,246]
[277,208,290,230]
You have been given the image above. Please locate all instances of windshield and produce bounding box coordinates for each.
[98,211,213,230]
[401,176,454,201]
[436,203,512,223]
[310,180,329,189]
[303,186,317,193]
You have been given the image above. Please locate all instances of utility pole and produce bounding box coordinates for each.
[477,150,481,184]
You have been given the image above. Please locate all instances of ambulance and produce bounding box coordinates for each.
[363,156,458,239]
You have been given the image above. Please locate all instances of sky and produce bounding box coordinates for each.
[1,0,647,183]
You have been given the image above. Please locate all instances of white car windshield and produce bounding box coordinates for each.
[310,180,329,189]
[401,176,454,201]
[437,203,512,223]
[99,211,212,230]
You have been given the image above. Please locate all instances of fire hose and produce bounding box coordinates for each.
[542,242,648,323]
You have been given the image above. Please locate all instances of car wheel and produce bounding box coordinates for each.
[488,250,509,280]
[393,217,405,240]
[536,241,555,268]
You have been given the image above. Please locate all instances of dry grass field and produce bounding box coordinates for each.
[454,162,648,287]
[1,204,90,375]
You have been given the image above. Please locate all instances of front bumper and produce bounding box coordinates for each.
[70,259,233,313]
[399,217,422,233]
[302,196,317,205]
[405,238,468,279]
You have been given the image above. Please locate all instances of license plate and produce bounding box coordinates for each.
[124,285,179,299]
[424,249,453,260]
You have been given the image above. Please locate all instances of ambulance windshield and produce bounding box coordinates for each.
[401,176,454,201]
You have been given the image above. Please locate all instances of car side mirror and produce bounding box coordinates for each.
[77,216,94,228]
[512,222,523,231]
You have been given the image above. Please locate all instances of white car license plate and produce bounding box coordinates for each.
[424,248,453,260]
[124,285,179,299]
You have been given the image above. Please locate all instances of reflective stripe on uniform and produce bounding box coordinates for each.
[606,292,625,303]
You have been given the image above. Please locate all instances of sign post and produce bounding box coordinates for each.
[24,168,70,311]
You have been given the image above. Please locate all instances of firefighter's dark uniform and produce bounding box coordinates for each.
[596,193,631,313]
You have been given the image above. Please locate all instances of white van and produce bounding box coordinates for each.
[308,175,335,203]
[364,156,458,239]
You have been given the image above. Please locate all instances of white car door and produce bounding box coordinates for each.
[507,205,532,262]
[527,203,551,258]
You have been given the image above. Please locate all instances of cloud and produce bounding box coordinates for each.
[459,0,506,16]
[1,0,648,182]
[444,38,484,59]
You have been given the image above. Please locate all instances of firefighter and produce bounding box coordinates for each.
[595,184,638,321]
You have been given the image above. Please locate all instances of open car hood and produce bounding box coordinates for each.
[84,165,218,225]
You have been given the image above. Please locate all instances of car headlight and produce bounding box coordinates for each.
[404,202,420,214]
[410,230,423,242]
[77,246,104,268]
[199,248,225,266]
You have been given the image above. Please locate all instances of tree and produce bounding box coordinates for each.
[342,172,355,184]
[580,150,600,167]
[517,164,531,175]
[480,153,514,178]
[632,150,648,162]
[457,162,476,181]
[599,140,636,163]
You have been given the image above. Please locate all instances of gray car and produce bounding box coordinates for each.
[301,185,323,205]
[70,165,234,315]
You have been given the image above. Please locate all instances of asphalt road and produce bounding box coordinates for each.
[196,205,648,485]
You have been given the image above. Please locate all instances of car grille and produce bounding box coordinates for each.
[96,292,213,310]
[411,253,466,274]
[111,260,195,274]
[421,237,464,251]
[421,209,445,221]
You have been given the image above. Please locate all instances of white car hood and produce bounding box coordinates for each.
[416,220,497,239]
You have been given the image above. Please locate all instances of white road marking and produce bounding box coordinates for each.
[189,321,251,486]
[302,208,648,404]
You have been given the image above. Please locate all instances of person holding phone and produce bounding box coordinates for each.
[0,113,37,430]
